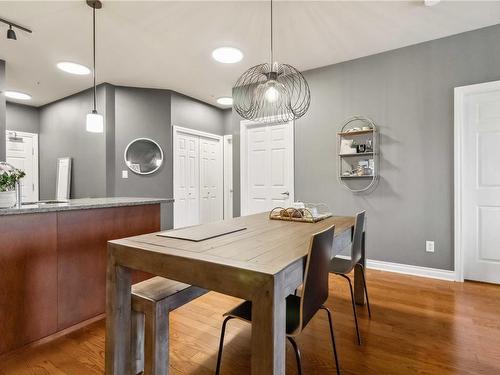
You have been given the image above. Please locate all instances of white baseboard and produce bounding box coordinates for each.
[335,255,456,281]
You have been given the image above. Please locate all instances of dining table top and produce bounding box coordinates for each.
[109,212,355,276]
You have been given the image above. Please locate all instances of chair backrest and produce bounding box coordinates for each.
[299,225,335,331]
[350,211,366,265]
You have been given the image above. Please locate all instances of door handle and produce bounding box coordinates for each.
[281,191,290,196]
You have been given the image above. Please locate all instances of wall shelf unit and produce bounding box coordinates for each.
[337,116,379,193]
[339,152,374,157]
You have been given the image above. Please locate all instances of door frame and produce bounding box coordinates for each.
[5,130,39,202]
[223,135,233,219]
[172,125,223,228]
[454,79,500,282]
[240,117,295,216]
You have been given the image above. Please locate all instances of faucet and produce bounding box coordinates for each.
[15,181,22,208]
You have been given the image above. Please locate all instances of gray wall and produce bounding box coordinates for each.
[39,84,110,200]
[5,83,225,227]
[171,92,226,135]
[6,102,39,134]
[114,87,226,229]
[114,86,173,229]
[230,24,500,271]
[0,60,5,161]
[222,109,232,135]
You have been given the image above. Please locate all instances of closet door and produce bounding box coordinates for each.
[199,137,223,223]
[174,132,200,228]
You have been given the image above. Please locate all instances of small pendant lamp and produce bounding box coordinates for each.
[86,0,104,133]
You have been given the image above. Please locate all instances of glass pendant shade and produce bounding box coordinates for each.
[86,110,104,133]
[233,62,310,124]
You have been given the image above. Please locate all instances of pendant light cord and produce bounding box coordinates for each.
[270,0,273,70]
[92,4,96,111]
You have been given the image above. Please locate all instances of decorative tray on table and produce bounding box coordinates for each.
[269,203,332,223]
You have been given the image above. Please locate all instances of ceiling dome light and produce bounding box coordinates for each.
[212,47,243,64]
[57,62,91,75]
[217,97,233,106]
[5,91,31,100]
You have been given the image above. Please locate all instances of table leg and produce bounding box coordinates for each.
[105,251,132,375]
[354,231,366,305]
[251,273,286,375]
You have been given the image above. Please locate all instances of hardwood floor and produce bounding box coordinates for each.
[1,269,499,375]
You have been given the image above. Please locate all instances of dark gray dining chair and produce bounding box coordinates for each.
[215,225,340,375]
[215,226,340,375]
[330,211,371,345]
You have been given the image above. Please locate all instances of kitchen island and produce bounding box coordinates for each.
[0,197,172,356]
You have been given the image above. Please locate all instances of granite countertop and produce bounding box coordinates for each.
[0,197,173,216]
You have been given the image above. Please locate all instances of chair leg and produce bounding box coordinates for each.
[215,316,234,375]
[338,273,361,345]
[356,264,372,318]
[320,306,340,375]
[286,337,302,375]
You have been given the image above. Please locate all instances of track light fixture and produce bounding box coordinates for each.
[0,17,32,40]
[7,25,16,40]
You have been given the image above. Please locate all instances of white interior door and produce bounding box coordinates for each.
[457,81,500,284]
[223,135,233,219]
[5,131,39,203]
[199,136,223,223]
[241,120,294,216]
[174,131,200,228]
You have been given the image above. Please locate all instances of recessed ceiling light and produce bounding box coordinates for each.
[212,47,243,64]
[217,97,233,106]
[57,61,91,75]
[5,91,31,100]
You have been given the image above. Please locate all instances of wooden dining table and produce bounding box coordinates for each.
[105,213,364,375]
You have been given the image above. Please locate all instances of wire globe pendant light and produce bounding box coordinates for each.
[233,0,310,124]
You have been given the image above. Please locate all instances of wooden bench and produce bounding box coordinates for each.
[131,276,207,375]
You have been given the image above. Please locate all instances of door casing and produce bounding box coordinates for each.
[223,135,233,219]
[240,117,295,216]
[454,80,500,283]
[173,126,223,228]
[5,130,39,202]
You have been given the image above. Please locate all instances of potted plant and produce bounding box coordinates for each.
[0,162,25,208]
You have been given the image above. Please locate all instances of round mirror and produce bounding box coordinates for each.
[124,138,164,175]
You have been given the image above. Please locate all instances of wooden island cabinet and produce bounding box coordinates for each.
[0,198,169,356]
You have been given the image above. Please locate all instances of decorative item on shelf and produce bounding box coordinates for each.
[337,115,379,193]
[269,202,332,223]
[232,0,310,124]
[366,139,373,152]
[357,144,366,153]
[340,139,356,154]
[0,162,25,208]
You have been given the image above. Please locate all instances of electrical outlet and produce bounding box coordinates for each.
[122,170,128,179]
[426,240,435,253]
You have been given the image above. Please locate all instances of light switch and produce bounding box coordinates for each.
[122,170,128,179]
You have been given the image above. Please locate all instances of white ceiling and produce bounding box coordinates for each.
[1,1,500,107]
